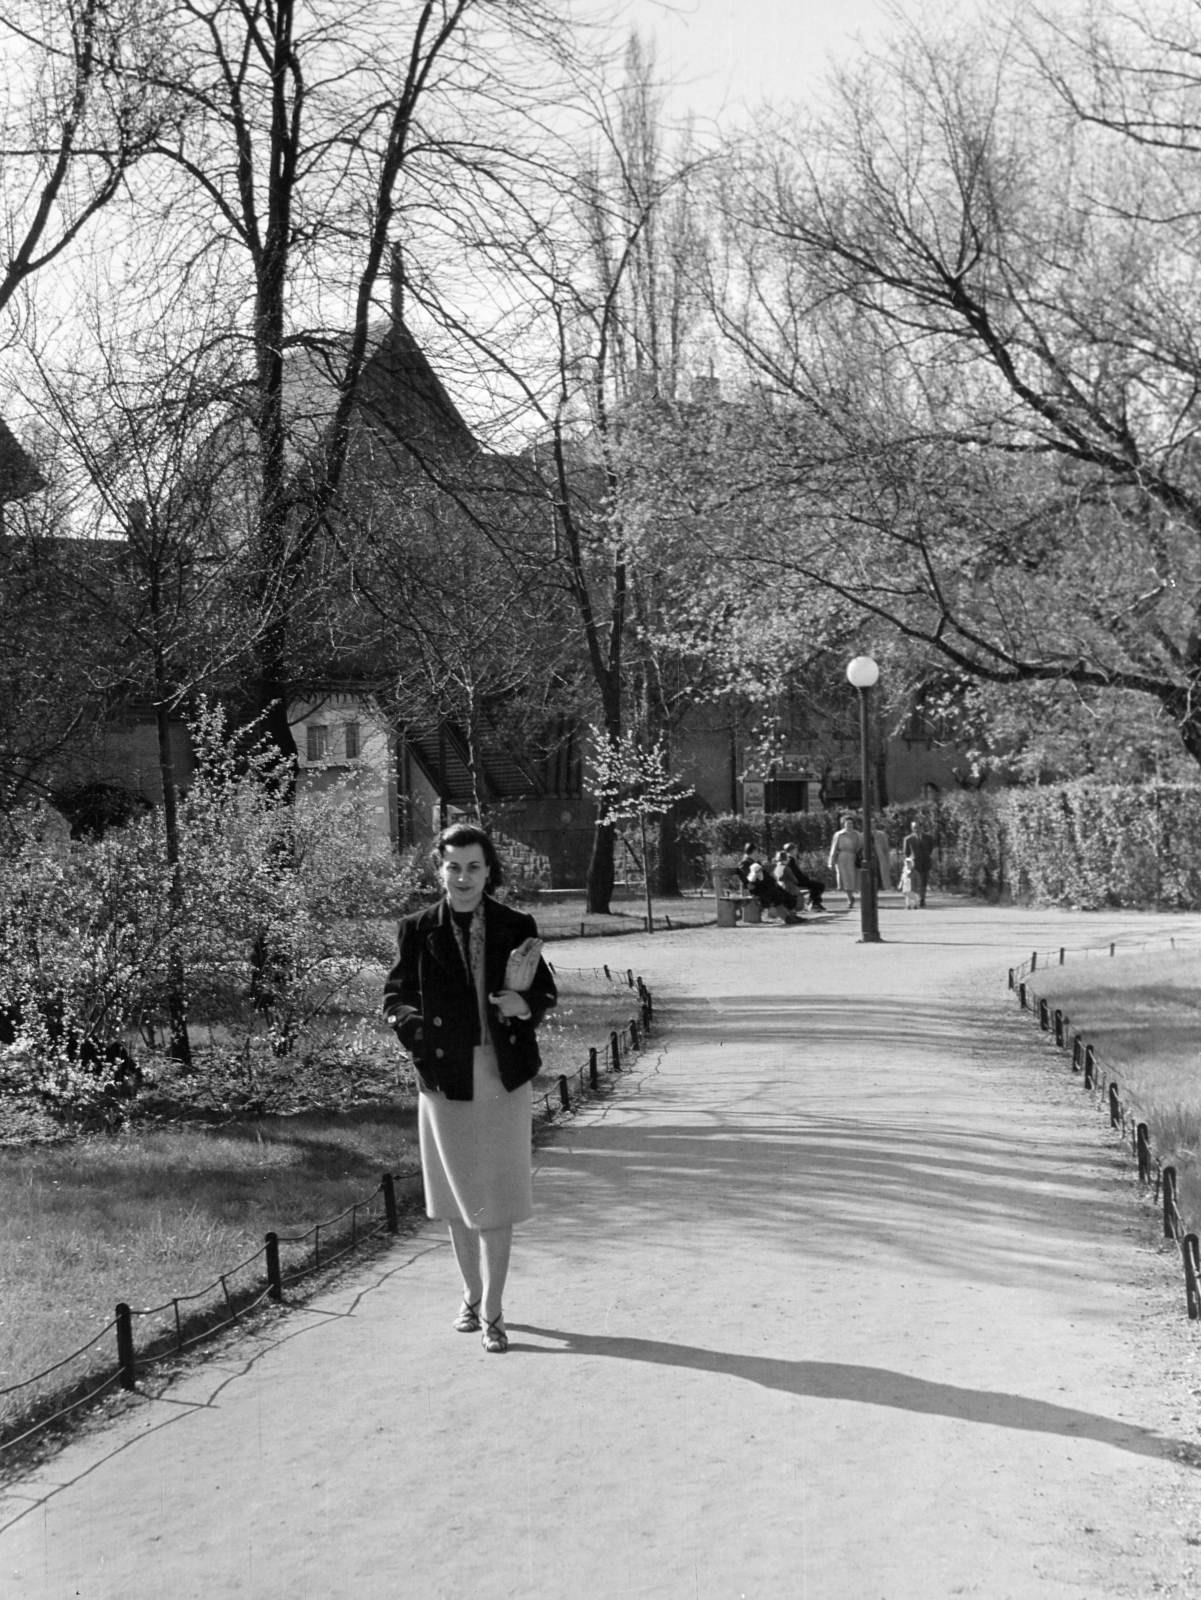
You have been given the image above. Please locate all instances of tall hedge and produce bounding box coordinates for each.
[685,784,1201,908]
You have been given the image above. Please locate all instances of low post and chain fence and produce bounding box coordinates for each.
[1009,939,1201,1323]
[0,964,656,1458]
[536,962,654,1124]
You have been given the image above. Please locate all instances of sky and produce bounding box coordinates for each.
[618,0,900,125]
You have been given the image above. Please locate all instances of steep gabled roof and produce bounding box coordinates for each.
[0,419,46,504]
[356,319,479,461]
[280,316,480,471]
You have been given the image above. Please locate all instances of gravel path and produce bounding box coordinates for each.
[3,899,1201,1598]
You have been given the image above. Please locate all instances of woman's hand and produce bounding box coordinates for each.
[489,988,532,1019]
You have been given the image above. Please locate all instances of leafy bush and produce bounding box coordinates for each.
[0,706,423,1121]
[680,810,837,866]
[883,783,1201,908]
[0,811,172,1126]
[679,784,1201,909]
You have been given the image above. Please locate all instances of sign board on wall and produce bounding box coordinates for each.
[743,781,766,814]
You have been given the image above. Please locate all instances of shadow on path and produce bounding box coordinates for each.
[507,1325,1193,1464]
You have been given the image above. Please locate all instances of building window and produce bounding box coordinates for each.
[306,724,328,762]
[343,720,360,761]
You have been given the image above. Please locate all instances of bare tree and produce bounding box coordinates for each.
[690,7,1201,769]
[15,0,583,776]
[0,0,175,323]
[19,294,261,1062]
[458,34,714,908]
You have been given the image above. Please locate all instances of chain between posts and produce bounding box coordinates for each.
[1015,951,1201,1323]
[3,967,657,1455]
[1,1170,405,1455]
[538,972,656,1124]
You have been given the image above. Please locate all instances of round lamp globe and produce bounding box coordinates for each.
[846,655,880,690]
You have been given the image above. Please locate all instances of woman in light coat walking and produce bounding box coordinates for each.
[827,814,861,911]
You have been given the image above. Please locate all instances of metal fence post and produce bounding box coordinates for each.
[1109,1082,1121,1128]
[611,1030,621,1072]
[558,1074,570,1110]
[589,1047,598,1091]
[1183,1234,1201,1320]
[382,1172,399,1235]
[1018,982,1027,1010]
[1136,1123,1151,1184]
[115,1303,136,1391]
[1038,998,1050,1031]
[1084,1044,1095,1090]
[1164,1166,1179,1239]
[265,1232,282,1301]
[1053,1009,1064,1047]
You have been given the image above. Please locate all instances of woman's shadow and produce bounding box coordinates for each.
[507,1324,1198,1465]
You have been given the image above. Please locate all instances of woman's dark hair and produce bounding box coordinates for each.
[434,822,503,891]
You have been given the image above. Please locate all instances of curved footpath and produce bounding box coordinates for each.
[5,901,1201,1598]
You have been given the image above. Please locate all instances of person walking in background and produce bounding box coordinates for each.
[383,823,556,1354]
[902,823,935,909]
[828,813,861,911]
[873,823,892,891]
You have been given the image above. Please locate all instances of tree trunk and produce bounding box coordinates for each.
[586,819,616,914]
[656,808,681,896]
[153,683,192,1069]
[640,811,654,931]
[463,700,488,824]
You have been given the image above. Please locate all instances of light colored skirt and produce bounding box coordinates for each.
[833,850,858,892]
[418,1039,533,1230]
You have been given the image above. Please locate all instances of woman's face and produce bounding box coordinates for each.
[440,842,489,912]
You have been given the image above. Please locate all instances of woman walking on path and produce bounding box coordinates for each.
[383,823,556,1353]
[828,814,862,910]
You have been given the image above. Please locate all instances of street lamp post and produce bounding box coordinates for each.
[846,654,882,944]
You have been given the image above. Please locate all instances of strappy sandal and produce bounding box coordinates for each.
[481,1313,508,1354]
[454,1297,481,1333]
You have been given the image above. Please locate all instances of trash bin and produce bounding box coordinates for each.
[743,897,763,924]
[716,896,738,929]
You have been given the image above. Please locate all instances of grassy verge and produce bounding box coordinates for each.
[521,892,714,938]
[0,969,648,1447]
[1029,947,1201,1230]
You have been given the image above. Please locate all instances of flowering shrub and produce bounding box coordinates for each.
[0,706,422,1120]
[0,811,171,1124]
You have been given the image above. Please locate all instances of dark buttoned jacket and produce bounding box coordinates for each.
[382,895,557,1101]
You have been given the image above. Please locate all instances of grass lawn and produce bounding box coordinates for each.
[524,891,715,939]
[0,967,652,1450]
[1029,946,1201,1232]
